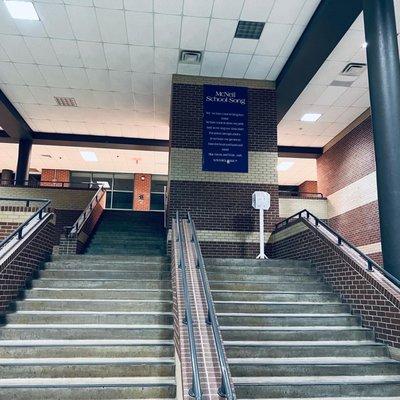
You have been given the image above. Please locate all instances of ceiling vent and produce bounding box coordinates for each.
[179,50,202,64]
[235,20,265,39]
[41,154,52,158]
[340,63,367,77]
[330,80,353,87]
[54,96,77,107]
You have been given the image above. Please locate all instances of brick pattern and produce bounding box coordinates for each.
[133,174,151,211]
[299,180,318,193]
[0,222,19,240]
[279,197,328,220]
[0,214,54,313]
[271,219,400,348]
[40,169,71,187]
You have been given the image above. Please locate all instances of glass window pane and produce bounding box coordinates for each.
[113,173,133,191]
[150,193,164,211]
[112,191,133,209]
[93,173,113,190]
[151,175,168,193]
[105,192,112,208]
[70,172,93,188]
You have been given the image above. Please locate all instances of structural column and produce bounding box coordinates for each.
[15,138,32,186]
[363,0,400,279]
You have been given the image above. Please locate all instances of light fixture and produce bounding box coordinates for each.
[362,42,368,48]
[4,1,39,20]
[80,151,98,162]
[277,161,294,172]
[140,175,146,181]
[301,113,321,122]
[235,21,265,39]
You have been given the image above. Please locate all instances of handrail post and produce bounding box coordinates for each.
[18,227,23,240]
[205,308,211,325]
[218,374,229,399]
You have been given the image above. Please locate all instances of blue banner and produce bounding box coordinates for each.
[203,84,248,173]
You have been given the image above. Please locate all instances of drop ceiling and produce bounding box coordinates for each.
[0,0,320,139]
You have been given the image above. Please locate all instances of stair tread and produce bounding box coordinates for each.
[217,312,353,317]
[0,357,175,365]
[10,311,173,316]
[221,326,370,331]
[215,301,343,305]
[228,357,398,365]
[2,324,173,329]
[224,340,384,346]
[0,339,174,346]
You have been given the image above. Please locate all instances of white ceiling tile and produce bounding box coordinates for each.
[0,35,34,63]
[39,65,68,88]
[124,0,153,12]
[351,70,369,88]
[0,62,23,84]
[311,60,347,85]
[206,19,237,52]
[126,12,154,45]
[154,0,183,15]
[94,0,124,9]
[183,0,213,17]
[51,39,83,67]
[92,91,115,108]
[328,29,366,62]
[134,93,154,111]
[110,70,132,92]
[96,8,127,44]
[71,89,95,107]
[86,69,111,91]
[78,42,107,69]
[295,0,320,25]
[104,44,131,71]
[266,56,286,80]
[279,24,305,59]
[66,5,101,41]
[0,2,19,34]
[333,87,367,107]
[240,0,274,22]
[130,46,154,72]
[24,37,60,66]
[113,92,134,109]
[68,121,89,134]
[230,38,258,54]
[295,84,326,104]
[15,64,46,86]
[319,122,348,138]
[201,52,228,77]
[350,13,364,31]
[245,55,274,79]
[335,106,367,125]
[15,18,46,37]
[223,53,252,78]
[154,48,178,74]
[314,86,348,106]
[318,106,347,123]
[180,17,209,50]
[255,23,292,56]
[29,86,54,105]
[154,14,181,48]
[2,84,35,104]
[63,67,90,89]
[213,0,244,19]
[352,92,370,108]
[177,63,201,75]
[132,73,154,94]
[35,3,74,39]
[0,45,8,62]
[269,0,306,24]
[153,74,172,95]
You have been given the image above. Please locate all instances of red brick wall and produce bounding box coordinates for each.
[41,169,70,187]
[299,180,318,193]
[133,174,151,211]
[0,222,19,240]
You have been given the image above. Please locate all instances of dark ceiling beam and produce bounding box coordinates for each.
[278,145,323,159]
[276,0,363,123]
[0,90,33,140]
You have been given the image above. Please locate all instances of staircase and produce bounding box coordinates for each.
[207,258,400,399]
[0,211,175,399]
[86,210,166,256]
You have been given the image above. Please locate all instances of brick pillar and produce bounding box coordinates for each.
[133,173,151,211]
[168,75,279,258]
[299,180,318,193]
[41,169,71,187]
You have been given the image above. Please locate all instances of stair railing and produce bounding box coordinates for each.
[176,211,202,399]
[187,212,236,400]
[276,209,400,289]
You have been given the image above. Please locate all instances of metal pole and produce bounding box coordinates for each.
[256,209,267,259]
[15,139,32,186]
[363,0,400,280]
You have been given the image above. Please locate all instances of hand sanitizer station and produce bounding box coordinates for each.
[252,191,271,259]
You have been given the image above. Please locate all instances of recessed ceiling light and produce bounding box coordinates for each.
[277,161,294,172]
[301,113,322,122]
[5,1,39,20]
[235,21,265,39]
[80,151,97,162]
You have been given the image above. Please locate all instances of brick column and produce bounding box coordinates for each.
[133,173,151,211]
[40,169,71,187]
[167,75,279,258]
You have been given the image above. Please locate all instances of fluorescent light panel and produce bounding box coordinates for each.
[301,113,321,122]
[277,161,294,172]
[5,1,39,20]
[80,151,98,162]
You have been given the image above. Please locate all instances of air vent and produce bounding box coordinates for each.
[54,96,77,107]
[235,20,265,39]
[179,50,202,64]
[341,63,367,77]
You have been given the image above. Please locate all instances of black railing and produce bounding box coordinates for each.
[187,212,235,400]
[67,187,106,238]
[276,209,400,289]
[176,211,202,399]
[0,179,97,189]
[0,198,51,252]
[279,190,324,199]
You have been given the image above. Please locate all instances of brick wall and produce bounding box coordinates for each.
[270,218,400,349]
[317,115,381,262]
[168,75,278,257]
[133,173,151,211]
[279,197,327,220]
[0,222,19,240]
[299,180,318,193]
[0,214,54,313]
[40,169,71,187]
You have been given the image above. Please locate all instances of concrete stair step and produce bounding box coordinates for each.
[0,339,174,358]
[39,270,171,280]
[224,341,388,358]
[0,357,175,379]
[239,398,400,400]
[214,301,349,314]
[0,377,176,399]
[207,273,322,283]
[233,375,400,398]
[85,250,166,256]
[51,255,169,262]
[44,262,170,271]
[13,299,173,313]
[229,357,400,377]
[25,289,172,301]
[220,326,374,341]
[207,265,315,275]
[204,258,311,268]
[210,281,330,291]
[212,290,340,302]
[217,313,360,327]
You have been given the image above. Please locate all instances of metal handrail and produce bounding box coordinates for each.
[176,211,202,399]
[0,198,51,252]
[187,212,235,400]
[276,209,400,288]
[68,187,106,238]
[279,190,325,199]
[0,179,98,189]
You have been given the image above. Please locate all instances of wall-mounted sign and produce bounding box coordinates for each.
[203,84,248,173]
